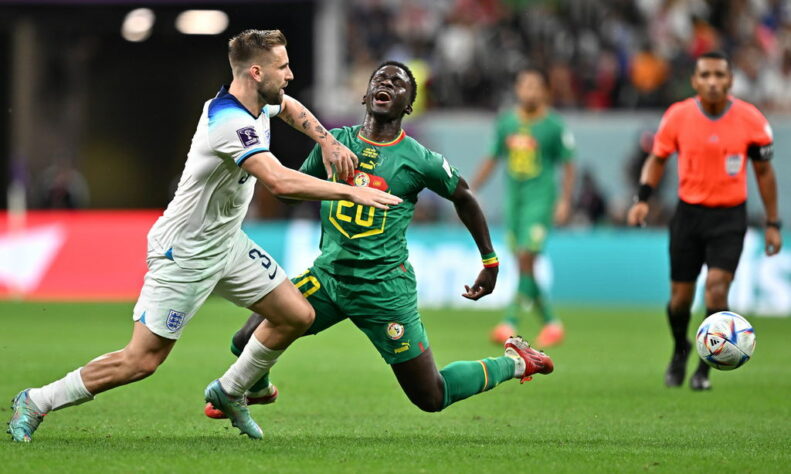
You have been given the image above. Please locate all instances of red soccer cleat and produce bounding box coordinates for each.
[204,384,279,419]
[536,322,565,349]
[504,336,554,383]
[490,322,517,345]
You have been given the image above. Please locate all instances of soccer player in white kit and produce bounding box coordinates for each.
[7,29,401,442]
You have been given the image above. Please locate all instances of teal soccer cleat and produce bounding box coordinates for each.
[7,390,45,443]
[204,380,263,440]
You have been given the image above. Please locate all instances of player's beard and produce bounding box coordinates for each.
[257,80,283,105]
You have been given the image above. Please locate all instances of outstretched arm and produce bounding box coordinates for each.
[449,177,498,300]
[626,153,668,226]
[470,157,498,192]
[752,159,782,256]
[241,151,400,209]
[554,161,576,225]
[278,95,358,179]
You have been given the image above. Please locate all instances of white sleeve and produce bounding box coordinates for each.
[208,108,271,167]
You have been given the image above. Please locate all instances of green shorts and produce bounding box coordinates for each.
[291,264,429,365]
[506,205,553,253]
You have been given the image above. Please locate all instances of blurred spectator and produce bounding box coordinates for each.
[573,168,608,226]
[340,0,791,112]
[35,164,90,209]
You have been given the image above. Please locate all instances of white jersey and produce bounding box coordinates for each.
[147,86,282,274]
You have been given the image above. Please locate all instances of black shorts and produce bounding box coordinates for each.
[669,200,747,282]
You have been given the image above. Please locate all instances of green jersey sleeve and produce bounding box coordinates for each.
[299,144,325,178]
[298,128,347,179]
[490,114,508,159]
[421,149,460,199]
[559,123,575,163]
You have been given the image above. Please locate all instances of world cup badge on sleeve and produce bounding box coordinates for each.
[166,309,186,332]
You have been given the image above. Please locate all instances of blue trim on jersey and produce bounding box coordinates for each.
[139,311,147,324]
[208,86,261,127]
[164,248,174,260]
[236,147,268,166]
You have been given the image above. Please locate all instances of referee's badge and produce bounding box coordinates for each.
[386,322,404,340]
[166,309,186,332]
[725,154,743,176]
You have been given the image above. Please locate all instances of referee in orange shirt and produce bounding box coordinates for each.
[627,51,782,391]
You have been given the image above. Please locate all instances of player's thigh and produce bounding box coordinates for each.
[668,202,705,282]
[514,207,552,254]
[290,267,347,335]
[132,257,218,340]
[345,272,430,365]
[703,204,747,275]
[213,232,288,311]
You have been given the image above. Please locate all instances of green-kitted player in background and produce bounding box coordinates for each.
[204,61,554,420]
[472,67,576,348]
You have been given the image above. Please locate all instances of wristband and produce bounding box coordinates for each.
[767,220,782,230]
[482,252,499,268]
[636,183,654,202]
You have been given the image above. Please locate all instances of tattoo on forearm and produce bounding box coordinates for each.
[301,120,310,130]
[315,125,327,140]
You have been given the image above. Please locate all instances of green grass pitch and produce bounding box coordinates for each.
[1,300,790,473]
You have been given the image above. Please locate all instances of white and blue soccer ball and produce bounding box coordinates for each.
[695,311,756,371]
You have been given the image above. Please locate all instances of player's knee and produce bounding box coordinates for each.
[412,393,444,413]
[122,352,162,380]
[705,283,728,307]
[292,302,315,333]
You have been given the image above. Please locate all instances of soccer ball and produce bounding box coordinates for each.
[695,311,756,371]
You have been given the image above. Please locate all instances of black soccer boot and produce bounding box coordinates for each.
[664,339,691,387]
[689,360,712,391]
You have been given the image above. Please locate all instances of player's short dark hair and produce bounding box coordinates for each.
[697,50,731,70]
[228,29,287,66]
[516,67,549,87]
[370,61,417,107]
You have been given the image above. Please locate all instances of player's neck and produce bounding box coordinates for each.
[228,80,264,118]
[517,104,546,121]
[360,115,403,143]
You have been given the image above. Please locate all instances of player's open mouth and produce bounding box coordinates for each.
[374,90,392,105]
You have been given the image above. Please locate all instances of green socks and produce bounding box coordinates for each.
[439,357,515,409]
[505,274,558,326]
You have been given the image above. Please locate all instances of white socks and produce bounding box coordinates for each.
[504,350,526,378]
[219,336,282,397]
[28,368,94,413]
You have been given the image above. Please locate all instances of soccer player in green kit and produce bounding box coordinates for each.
[205,61,553,419]
[472,67,576,348]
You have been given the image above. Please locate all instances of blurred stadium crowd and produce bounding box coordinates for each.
[344,0,791,112]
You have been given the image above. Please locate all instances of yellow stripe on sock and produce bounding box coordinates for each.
[478,360,489,391]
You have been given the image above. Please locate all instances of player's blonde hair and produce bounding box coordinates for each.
[228,29,287,68]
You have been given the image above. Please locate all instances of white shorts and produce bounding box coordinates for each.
[132,231,287,339]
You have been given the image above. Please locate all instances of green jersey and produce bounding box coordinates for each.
[300,125,461,280]
[491,109,575,204]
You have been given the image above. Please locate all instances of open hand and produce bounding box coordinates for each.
[348,186,402,210]
[462,266,498,300]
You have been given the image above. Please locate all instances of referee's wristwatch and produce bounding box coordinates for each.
[766,220,782,230]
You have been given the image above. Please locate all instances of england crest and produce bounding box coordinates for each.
[166,309,186,332]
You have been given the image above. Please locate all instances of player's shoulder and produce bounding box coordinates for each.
[544,109,569,128]
[665,97,697,117]
[207,88,258,127]
[731,97,769,122]
[331,124,360,142]
[402,133,438,159]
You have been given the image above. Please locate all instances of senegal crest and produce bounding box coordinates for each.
[353,171,370,187]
